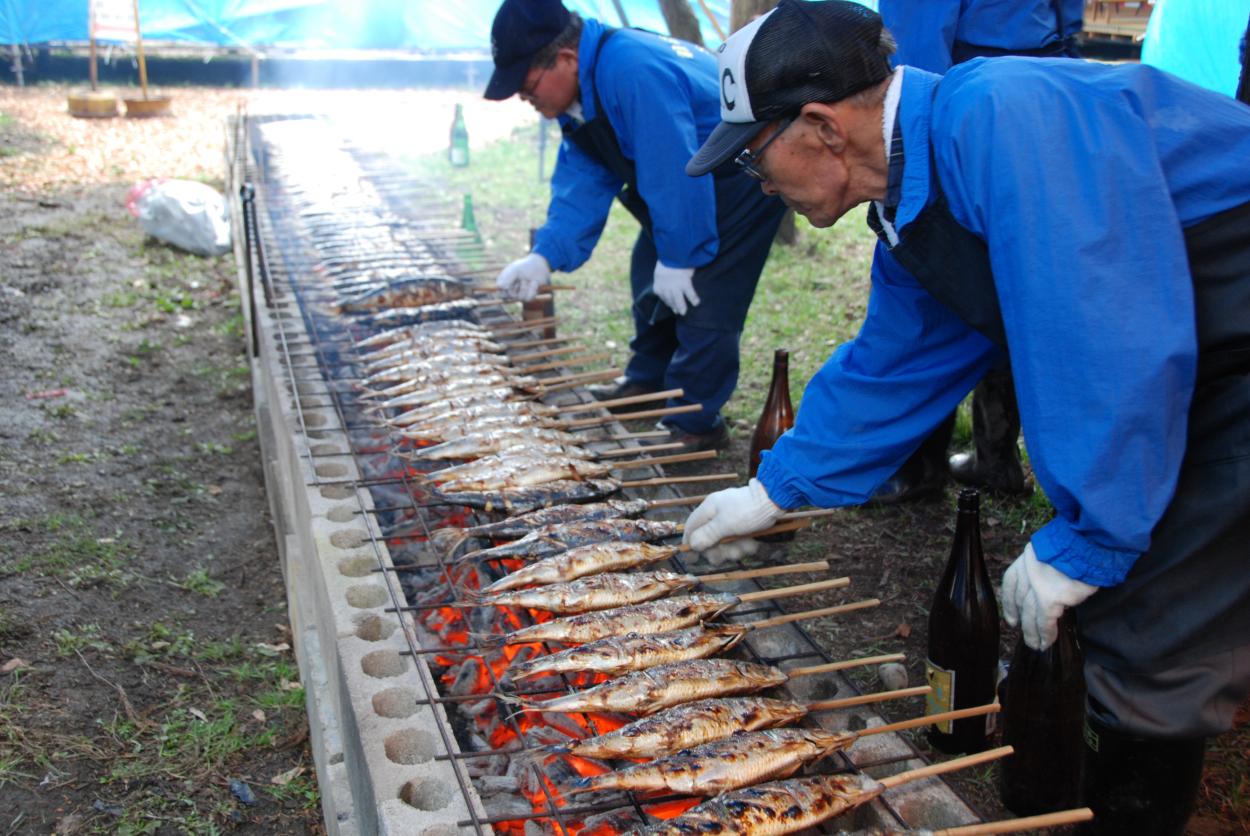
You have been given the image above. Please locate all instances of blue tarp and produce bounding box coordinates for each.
[1141,0,1250,97]
[0,0,732,51]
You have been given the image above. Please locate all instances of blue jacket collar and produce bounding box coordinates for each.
[891,66,942,232]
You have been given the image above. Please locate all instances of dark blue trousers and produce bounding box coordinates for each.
[625,173,785,433]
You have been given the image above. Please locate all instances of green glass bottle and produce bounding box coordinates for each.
[461,193,480,241]
[449,103,469,168]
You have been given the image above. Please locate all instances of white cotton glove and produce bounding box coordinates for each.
[496,252,551,301]
[683,478,783,557]
[652,263,700,316]
[1001,543,1098,651]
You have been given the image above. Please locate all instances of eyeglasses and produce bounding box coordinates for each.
[734,118,794,181]
[520,65,549,100]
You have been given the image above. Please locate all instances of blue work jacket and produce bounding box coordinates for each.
[757,60,1250,588]
[532,18,722,273]
[880,0,1084,72]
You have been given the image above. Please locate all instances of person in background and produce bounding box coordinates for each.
[681,2,1250,833]
[870,0,1084,503]
[483,0,785,451]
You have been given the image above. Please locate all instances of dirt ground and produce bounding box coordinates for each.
[1,84,1245,836]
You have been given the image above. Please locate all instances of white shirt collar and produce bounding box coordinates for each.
[875,67,905,247]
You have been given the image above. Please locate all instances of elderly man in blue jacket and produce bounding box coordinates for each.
[483,0,785,450]
[681,2,1250,833]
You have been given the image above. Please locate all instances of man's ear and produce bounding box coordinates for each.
[798,102,847,154]
[557,47,579,70]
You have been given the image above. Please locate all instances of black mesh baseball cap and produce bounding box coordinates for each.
[687,0,892,176]
[483,0,572,101]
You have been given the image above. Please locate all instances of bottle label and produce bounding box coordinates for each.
[450,146,468,166]
[925,659,955,733]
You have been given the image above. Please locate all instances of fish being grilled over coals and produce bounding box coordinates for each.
[426,498,651,555]
[354,321,491,352]
[435,454,621,493]
[489,594,738,648]
[370,382,521,416]
[417,428,590,461]
[432,476,623,513]
[359,335,506,368]
[478,542,680,594]
[513,658,788,716]
[512,625,748,682]
[391,397,556,431]
[459,518,680,562]
[327,277,467,314]
[573,727,857,796]
[404,440,592,467]
[360,351,508,387]
[559,696,810,760]
[473,570,696,613]
[626,772,885,836]
[359,368,513,403]
[364,298,480,328]
[415,412,562,446]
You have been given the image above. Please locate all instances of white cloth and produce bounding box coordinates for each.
[496,252,551,301]
[683,478,783,554]
[1002,543,1098,651]
[652,262,700,316]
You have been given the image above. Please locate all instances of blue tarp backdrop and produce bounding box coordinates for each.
[1140,0,1250,97]
[0,0,732,51]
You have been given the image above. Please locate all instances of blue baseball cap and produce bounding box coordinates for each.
[483,0,572,101]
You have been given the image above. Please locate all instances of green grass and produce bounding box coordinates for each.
[0,514,134,588]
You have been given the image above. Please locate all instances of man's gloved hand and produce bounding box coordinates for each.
[652,263,700,316]
[683,478,783,555]
[1001,543,1098,651]
[496,252,551,301]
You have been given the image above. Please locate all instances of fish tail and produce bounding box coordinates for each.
[468,630,504,649]
[565,775,599,795]
[429,527,469,557]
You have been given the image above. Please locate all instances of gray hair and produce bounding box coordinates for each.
[532,12,583,69]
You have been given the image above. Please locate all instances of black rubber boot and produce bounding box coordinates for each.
[948,366,1028,495]
[1080,715,1207,836]
[871,412,953,505]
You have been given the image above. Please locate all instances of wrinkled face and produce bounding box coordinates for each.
[743,117,855,229]
[519,48,580,119]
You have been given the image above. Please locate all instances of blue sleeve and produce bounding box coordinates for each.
[937,68,1198,587]
[599,48,720,268]
[879,0,959,73]
[757,242,996,508]
[531,137,623,273]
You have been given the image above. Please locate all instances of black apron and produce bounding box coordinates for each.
[867,125,1250,670]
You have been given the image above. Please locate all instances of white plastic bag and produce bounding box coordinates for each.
[126,179,232,257]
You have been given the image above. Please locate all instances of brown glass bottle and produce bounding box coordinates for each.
[749,349,795,477]
[999,611,1085,814]
[925,489,1000,754]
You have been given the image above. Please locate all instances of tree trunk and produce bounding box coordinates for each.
[659,0,704,47]
[730,0,780,34]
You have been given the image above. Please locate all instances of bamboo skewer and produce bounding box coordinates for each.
[878,745,1014,790]
[733,576,850,603]
[621,472,738,489]
[606,450,718,471]
[554,387,684,415]
[647,493,709,509]
[564,402,702,428]
[698,560,831,583]
[805,685,931,713]
[783,652,907,681]
[935,808,1094,835]
[593,442,685,459]
[472,293,555,308]
[518,352,612,373]
[747,597,880,630]
[857,703,999,742]
[536,369,622,393]
[487,316,559,334]
[510,344,585,364]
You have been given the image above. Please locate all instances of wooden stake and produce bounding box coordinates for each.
[935,808,1094,835]
[698,560,830,583]
[735,576,850,603]
[554,388,684,415]
[748,598,880,630]
[132,0,149,100]
[858,703,999,739]
[621,472,737,489]
[878,745,1014,790]
[805,685,931,713]
[789,653,906,679]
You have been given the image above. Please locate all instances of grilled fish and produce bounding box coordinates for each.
[493,594,737,647]
[474,570,696,613]
[328,277,466,314]
[392,396,552,430]
[426,498,651,554]
[361,336,505,369]
[560,696,809,760]
[365,298,479,328]
[515,658,787,716]
[418,428,589,461]
[574,728,854,796]
[479,541,678,594]
[437,455,619,493]
[433,476,622,513]
[361,352,508,387]
[355,321,489,351]
[512,625,747,682]
[416,412,561,445]
[461,518,680,562]
[627,772,884,836]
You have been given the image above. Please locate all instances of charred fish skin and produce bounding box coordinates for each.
[520,658,788,716]
[435,455,612,493]
[629,773,883,836]
[463,498,651,540]
[479,541,679,594]
[565,696,810,760]
[498,592,735,647]
[513,624,748,681]
[432,477,621,513]
[577,728,854,796]
[464,518,681,562]
[478,570,697,614]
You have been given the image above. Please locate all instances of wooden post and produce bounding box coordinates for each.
[659,0,704,46]
[131,0,148,99]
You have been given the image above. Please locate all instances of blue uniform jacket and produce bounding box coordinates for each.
[757,60,1250,588]
[531,18,723,273]
[880,0,1084,73]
